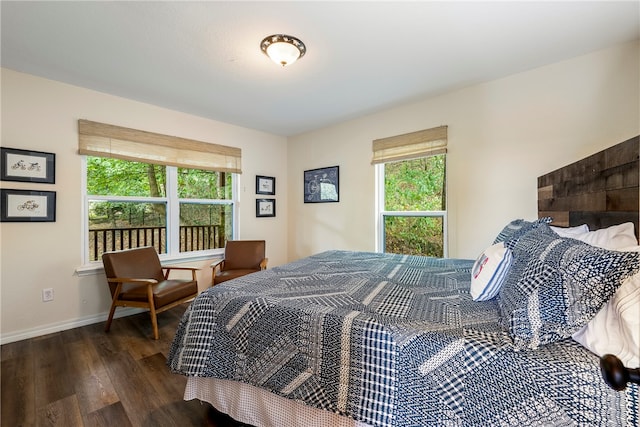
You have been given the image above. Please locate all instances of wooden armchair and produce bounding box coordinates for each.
[102,246,199,339]
[211,240,267,285]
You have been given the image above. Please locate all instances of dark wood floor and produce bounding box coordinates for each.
[1,304,248,427]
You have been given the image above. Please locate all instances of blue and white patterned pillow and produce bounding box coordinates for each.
[498,224,640,350]
[492,217,552,245]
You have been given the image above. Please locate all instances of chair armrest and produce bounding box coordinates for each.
[210,259,225,272]
[210,259,224,268]
[106,277,158,285]
[210,259,226,286]
[163,265,200,281]
[105,277,158,296]
[260,258,268,270]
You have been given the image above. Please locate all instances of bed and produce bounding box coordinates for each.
[168,136,639,427]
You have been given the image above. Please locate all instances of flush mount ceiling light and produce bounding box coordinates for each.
[260,34,306,67]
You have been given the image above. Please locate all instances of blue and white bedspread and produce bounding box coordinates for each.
[168,250,638,427]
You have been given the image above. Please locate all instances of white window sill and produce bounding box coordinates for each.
[76,250,224,277]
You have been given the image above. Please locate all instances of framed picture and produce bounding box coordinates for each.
[256,175,275,195]
[0,189,56,222]
[304,166,339,203]
[256,198,276,217]
[1,147,56,184]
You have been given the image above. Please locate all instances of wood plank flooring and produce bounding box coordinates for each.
[1,304,248,427]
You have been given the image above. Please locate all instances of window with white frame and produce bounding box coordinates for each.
[79,120,241,264]
[373,126,448,257]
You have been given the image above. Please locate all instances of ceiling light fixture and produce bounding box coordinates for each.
[260,34,306,67]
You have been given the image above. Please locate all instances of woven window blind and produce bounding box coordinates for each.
[78,119,242,173]
[371,125,447,164]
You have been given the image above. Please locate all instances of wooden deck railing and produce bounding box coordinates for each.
[89,225,223,261]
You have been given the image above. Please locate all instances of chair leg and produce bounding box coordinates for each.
[105,285,122,333]
[148,286,159,340]
[105,302,118,332]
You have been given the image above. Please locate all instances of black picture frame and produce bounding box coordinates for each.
[0,189,56,222]
[256,198,276,217]
[304,166,339,203]
[256,175,275,195]
[1,147,56,184]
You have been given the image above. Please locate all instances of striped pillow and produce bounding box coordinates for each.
[470,242,513,301]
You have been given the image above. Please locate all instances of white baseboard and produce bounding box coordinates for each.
[0,307,146,345]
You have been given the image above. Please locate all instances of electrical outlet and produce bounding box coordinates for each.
[42,288,54,302]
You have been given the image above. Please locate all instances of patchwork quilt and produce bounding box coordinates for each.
[168,250,638,427]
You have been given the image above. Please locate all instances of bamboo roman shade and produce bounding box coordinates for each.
[371,125,447,164]
[78,119,242,173]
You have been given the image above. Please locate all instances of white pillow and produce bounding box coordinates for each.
[470,242,513,301]
[570,222,638,250]
[572,270,640,368]
[550,224,589,237]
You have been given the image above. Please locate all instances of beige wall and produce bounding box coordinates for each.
[287,40,639,261]
[2,40,638,343]
[0,69,288,342]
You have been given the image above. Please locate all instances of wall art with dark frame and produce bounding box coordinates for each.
[304,165,339,203]
[0,189,56,222]
[256,198,276,217]
[256,175,275,195]
[1,147,56,184]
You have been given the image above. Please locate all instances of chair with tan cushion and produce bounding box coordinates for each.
[211,240,267,285]
[102,246,199,339]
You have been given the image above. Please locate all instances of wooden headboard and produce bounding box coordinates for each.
[538,136,639,240]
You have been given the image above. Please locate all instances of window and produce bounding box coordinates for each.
[373,126,447,257]
[79,120,241,264]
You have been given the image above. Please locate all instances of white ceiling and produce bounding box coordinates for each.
[2,1,639,137]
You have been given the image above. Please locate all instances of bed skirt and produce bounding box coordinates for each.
[185,376,374,427]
